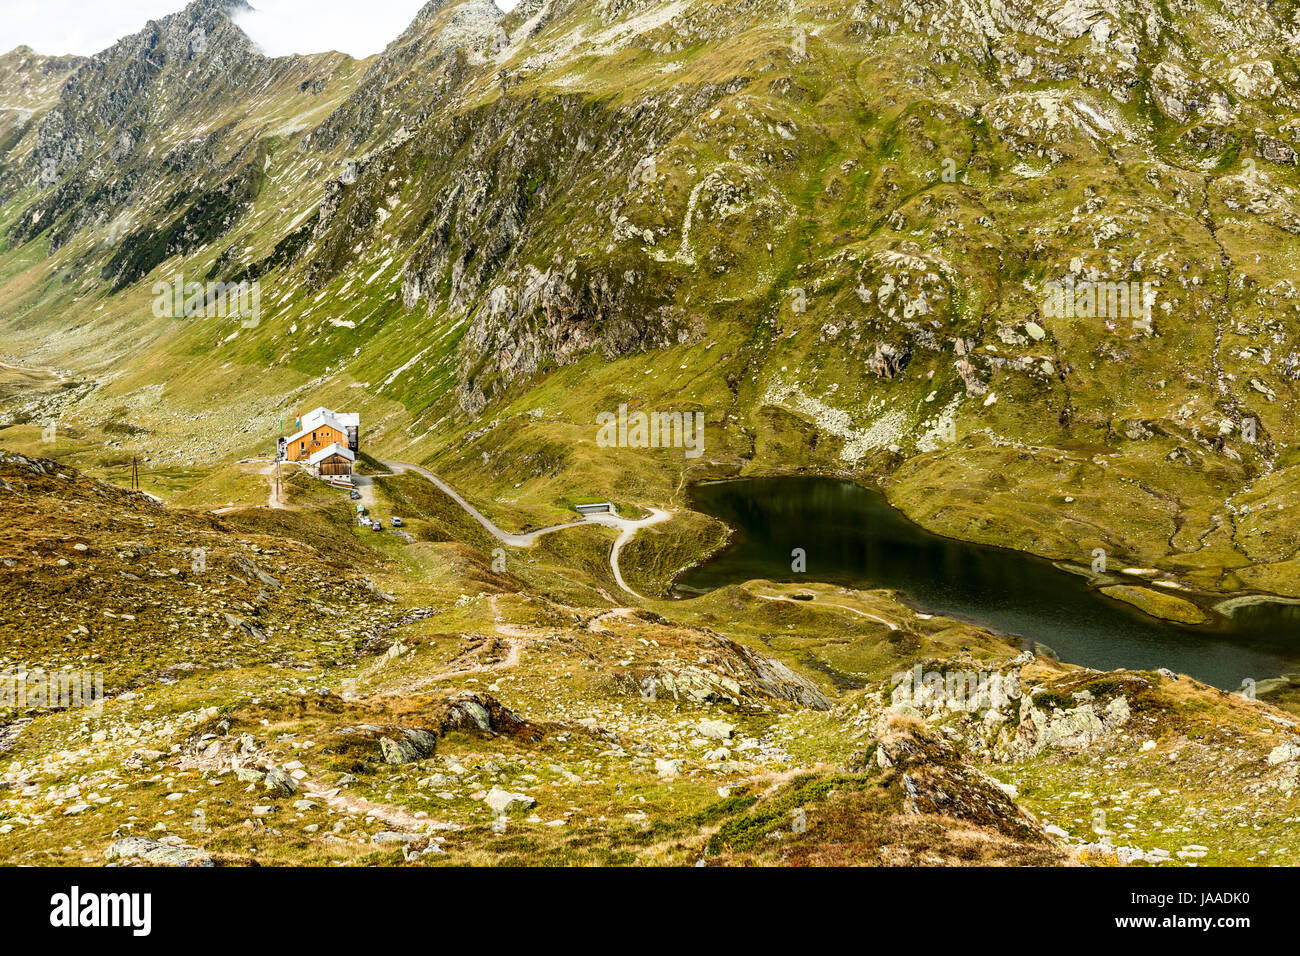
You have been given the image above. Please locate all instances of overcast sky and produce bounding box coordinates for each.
[2,0,521,59]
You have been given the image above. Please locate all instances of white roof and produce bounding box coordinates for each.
[285,407,359,446]
[307,443,355,465]
[287,411,355,445]
[301,406,359,432]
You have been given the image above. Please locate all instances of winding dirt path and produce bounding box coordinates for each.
[360,594,523,690]
[601,508,671,600]
[301,777,438,833]
[266,461,288,509]
[379,459,671,599]
[207,460,287,513]
[753,592,900,630]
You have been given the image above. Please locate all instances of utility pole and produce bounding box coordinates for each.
[275,413,284,506]
[130,456,139,491]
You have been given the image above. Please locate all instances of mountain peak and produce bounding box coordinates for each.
[186,0,255,17]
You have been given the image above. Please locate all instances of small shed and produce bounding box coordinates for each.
[575,502,612,516]
[308,442,355,479]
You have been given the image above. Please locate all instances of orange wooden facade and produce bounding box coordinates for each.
[289,424,347,461]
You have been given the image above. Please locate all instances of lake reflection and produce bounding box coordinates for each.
[674,476,1300,689]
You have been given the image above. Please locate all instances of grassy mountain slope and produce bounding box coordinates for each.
[3,0,1300,608]
[5,450,1300,866]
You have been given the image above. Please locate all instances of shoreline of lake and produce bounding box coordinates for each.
[670,475,1300,690]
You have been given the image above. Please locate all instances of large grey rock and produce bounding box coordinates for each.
[222,612,266,642]
[446,699,492,734]
[380,728,438,765]
[262,767,298,796]
[334,724,437,765]
[1006,694,1132,758]
[485,787,534,815]
[232,555,279,588]
[1269,740,1300,766]
[106,837,212,867]
[697,719,735,740]
[655,758,682,778]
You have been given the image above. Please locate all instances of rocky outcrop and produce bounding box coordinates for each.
[433,691,535,738]
[327,724,438,766]
[319,692,533,768]
[1010,692,1132,757]
[874,717,1053,843]
[625,634,831,710]
[106,836,212,867]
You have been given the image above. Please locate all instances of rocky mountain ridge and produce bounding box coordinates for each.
[2,5,1300,876]
[1,1,1297,607]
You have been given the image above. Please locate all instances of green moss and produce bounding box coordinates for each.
[1031,690,1075,711]
[706,773,871,853]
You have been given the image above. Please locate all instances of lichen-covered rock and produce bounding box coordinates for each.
[262,766,299,795]
[328,723,438,766]
[378,729,438,765]
[106,837,212,867]
[874,716,1053,843]
[1268,739,1300,766]
[485,787,535,815]
[1007,692,1132,758]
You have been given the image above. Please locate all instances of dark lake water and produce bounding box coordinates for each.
[673,476,1300,689]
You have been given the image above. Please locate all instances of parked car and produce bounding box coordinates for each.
[391,517,403,527]
[370,521,383,532]
[349,490,361,500]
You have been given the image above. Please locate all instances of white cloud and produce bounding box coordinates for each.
[1,0,522,59]
[233,1,430,58]
[2,0,188,56]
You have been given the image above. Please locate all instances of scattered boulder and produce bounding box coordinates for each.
[379,729,438,765]
[232,554,279,588]
[106,837,211,867]
[222,612,266,642]
[486,787,535,815]
[655,758,682,778]
[433,692,535,739]
[697,719,735,740]
[631,637,831,710]
[1011,692,1132,757]
[329,724,438,766]
[1269,739,1300,766]
[263,767,299,796]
